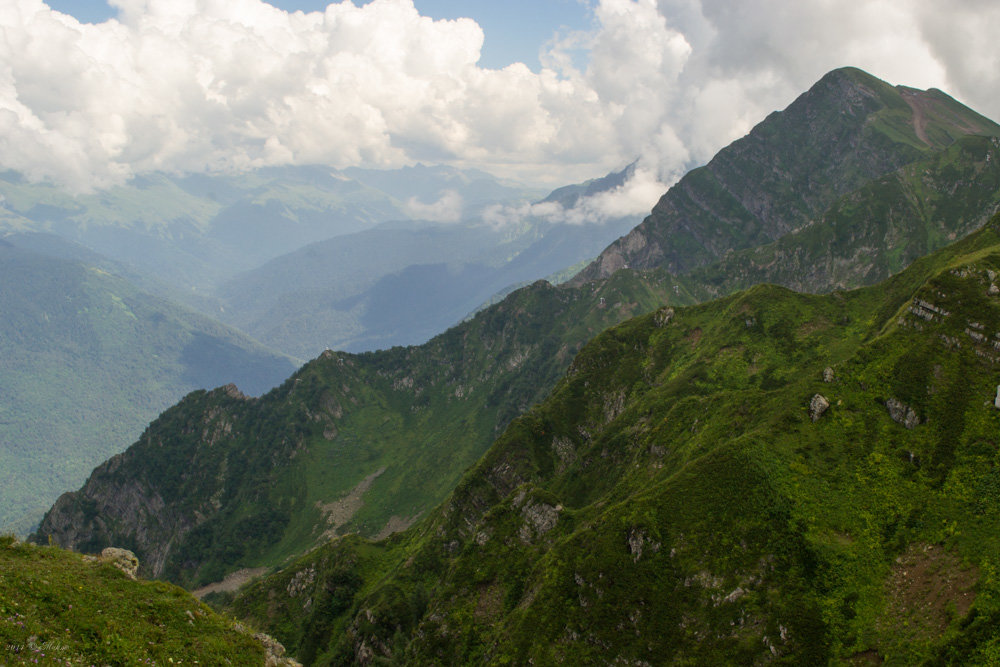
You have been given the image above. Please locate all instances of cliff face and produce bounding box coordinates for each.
[575,67,1000,282]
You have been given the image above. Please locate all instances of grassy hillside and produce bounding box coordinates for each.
[0,535,280,665]
[232,214,1000,665]
[33,68,1000,602]
[0,240,296,535]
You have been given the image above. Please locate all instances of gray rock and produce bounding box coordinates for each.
[519,501,560,543]
[823,367,835,383]
[886,398,920,429]
[100,547,139,580]
[810,394,830,421]
[655,307,675,327]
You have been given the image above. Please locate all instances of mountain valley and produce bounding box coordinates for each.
[18,66,1000,664]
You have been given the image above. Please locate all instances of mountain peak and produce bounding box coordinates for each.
[573,69,1000,283]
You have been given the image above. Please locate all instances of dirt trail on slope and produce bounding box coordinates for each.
[192,567,268,599]
[901,90,931,146]
[316,467,387,540]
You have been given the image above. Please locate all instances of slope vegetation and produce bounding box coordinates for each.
[32,68,1000,601]
[0,536,287,665]
[233,214,1000,665]
[33,271,677,588]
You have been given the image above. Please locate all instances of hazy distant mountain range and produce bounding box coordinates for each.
[0,234,296,534]
[0,160,643,533]
[0,163,542,295]
[1,162,642,358]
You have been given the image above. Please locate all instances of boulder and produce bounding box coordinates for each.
[810,394,830,421]
[886,398,920,429]
[100,547,139,580]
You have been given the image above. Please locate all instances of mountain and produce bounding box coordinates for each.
[32,270,676,588]
[32,66,1000,612]
[0,164,545,302]
[674,132,1000,300]
[0,536,293,665]
[574,67,1000,283]
[229,212,1000,664]
[0,236,296,534]
[540,161,638,209]
[216,214,639,357]
[342,164,547,216]
[0,167,403,299]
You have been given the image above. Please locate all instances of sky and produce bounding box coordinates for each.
[4,0,1000,219]
[43,0,593,71]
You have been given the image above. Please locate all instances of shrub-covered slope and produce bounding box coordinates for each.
[233,215,1000,664]
[32,67,1000,598]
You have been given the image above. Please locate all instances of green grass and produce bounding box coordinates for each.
[0,536,266,665]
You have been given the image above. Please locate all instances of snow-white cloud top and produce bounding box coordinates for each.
[2,0,998,202]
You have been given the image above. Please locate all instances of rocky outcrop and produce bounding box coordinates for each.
[886,398,920,429]
[99,547,139,579]
[810,394,831,421]
[518,497,560,544]
[232,622,302,667]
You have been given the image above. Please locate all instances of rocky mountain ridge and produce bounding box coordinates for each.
[574,67,1000,283]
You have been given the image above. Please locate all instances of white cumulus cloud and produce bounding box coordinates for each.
[0,0,998,206]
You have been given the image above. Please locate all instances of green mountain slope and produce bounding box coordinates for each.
[575,67,1000,283]
[232,214,1000,665]
[679,133,1000,299]
[32,270,678,588]
[0,239,296,535]
[0,536,292,665]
